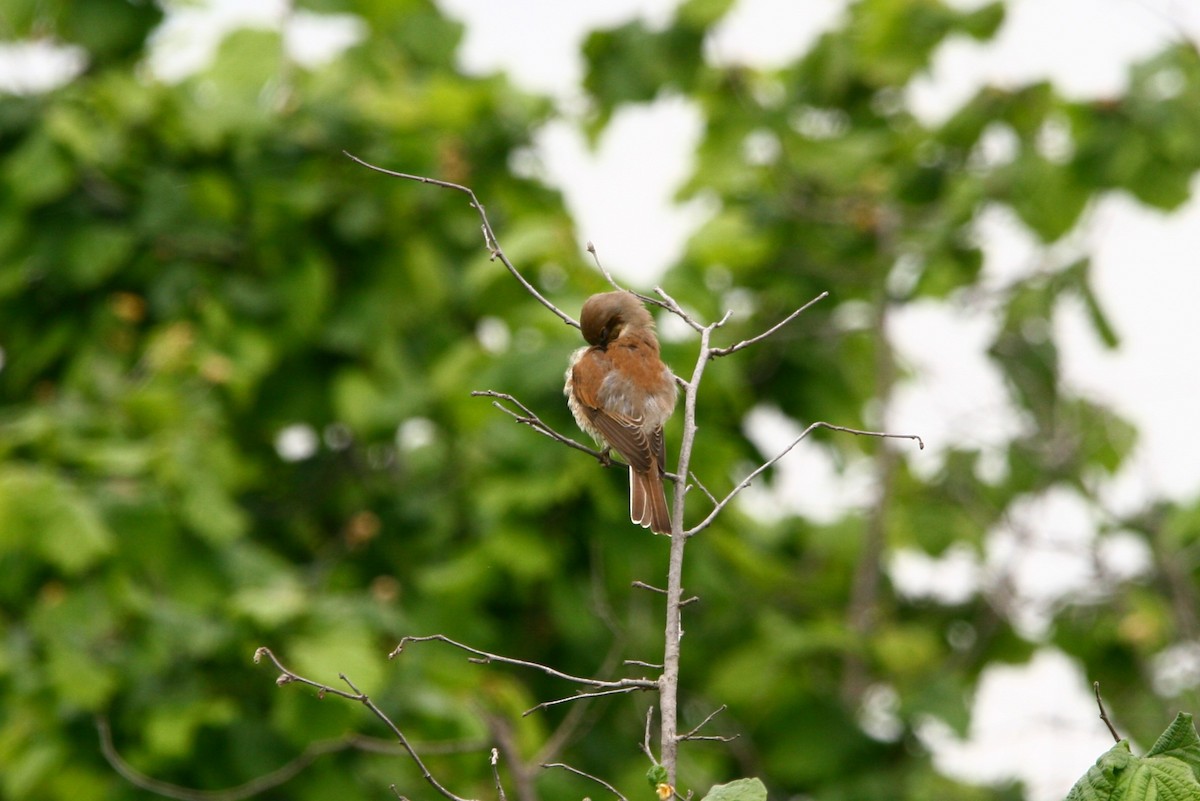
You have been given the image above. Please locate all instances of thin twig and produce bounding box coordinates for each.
[686,421,923,537]
[524,686,646,716]
[254,648,476,801]
[642,707,659,765]
[814,422,924,450]
[631,581,698,606]
[624,660,663,669]
[687,472,718,506]
[471,390,615,465]
[677,705,730,742]
[343,151,578,330]
[652,287,707,333]
[586,241,626,294]
[542,763,629,801]
[490,748,507,801]
[709,292,829,357]
[1093,682,1121,742]
[391,635,656,691]
[680,735,738,742]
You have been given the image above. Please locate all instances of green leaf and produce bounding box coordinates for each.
[1146,713,1200,779]
[700,777,768,801]
[1065,716,1200,801]
[646,764,669,788]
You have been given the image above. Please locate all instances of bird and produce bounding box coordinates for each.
[564,291,677,534]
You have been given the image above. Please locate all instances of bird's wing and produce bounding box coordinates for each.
[570,355,656,473]
[585,406,655,474]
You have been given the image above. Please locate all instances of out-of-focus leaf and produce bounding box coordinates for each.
[699,777,767,801]
[0,465,112,574]
[3,133,74,207]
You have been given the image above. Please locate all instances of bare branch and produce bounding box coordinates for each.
[586,241,626,294]
[524,686,645,717]
[624,659,663,669]
[686,421,923,537]
[470,390,616,465]
[709,292,829,357]
[253,648,476,801]
[391,635,656,691]
[631,581,698,606]
[542,763,629,801]
[687,472,718,506]
[651,287,707,333]
[677,705,736,743]
[813,422,924,450]
[343,152,578,330]
[642,707,659,766]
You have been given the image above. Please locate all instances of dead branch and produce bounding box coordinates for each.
[525,685,647,717]
[708,292,830,357]
[254,647,477,801]
[685,421,923,537]
[343,151,578,331]
[470,389,613,465]
[391,635,656,691]
[542,762,629,801]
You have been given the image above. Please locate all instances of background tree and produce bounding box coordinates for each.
[1,1,1199,800]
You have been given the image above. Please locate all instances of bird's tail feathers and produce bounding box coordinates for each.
[630,467,671,535]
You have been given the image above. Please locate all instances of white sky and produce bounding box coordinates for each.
[4,1,1199,798]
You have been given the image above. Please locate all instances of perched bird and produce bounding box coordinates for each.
[565,291,677,534]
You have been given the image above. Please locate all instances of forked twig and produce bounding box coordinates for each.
[686,421,923,537]
[525,685,647,716]
[470,390,613,465]
[677,705,735,743]
[254,648,476,801]
[709,292,830,357]
[391,635,656,692]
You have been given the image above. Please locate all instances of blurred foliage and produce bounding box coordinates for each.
[1,1,1199,801]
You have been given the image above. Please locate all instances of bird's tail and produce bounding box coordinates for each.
[630,466,671,535]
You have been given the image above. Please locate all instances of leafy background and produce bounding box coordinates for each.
[2,1,1199,800]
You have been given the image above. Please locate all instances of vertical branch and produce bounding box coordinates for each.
[658,311,719,785]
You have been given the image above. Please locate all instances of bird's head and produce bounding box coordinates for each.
[579,291,655,348]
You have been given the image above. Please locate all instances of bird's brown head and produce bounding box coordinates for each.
[579,291,655,348]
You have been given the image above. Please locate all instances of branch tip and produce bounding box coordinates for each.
[1093,681,1121,742]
